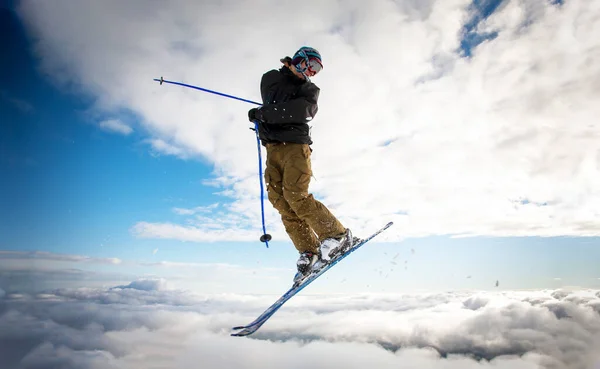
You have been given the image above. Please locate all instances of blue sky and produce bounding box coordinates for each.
[1,0,600,295]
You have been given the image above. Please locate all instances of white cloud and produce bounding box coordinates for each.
[139,261,238,269]
[0,267,134,295]
[1,283,599,369]
[0,250,122,265]
[15,0,600,241]
[112,278,169,291]
[0,250,293,295]
[131,221,258,242]
[145,137,192,158]
[98,118,133,135]
[131,210,287,242]
[172,203,220,215]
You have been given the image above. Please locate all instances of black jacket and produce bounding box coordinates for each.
[254,66,319,145]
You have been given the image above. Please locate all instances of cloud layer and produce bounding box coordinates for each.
[15,0,600,241]
[1,282,599,369]
[0,249,295,295]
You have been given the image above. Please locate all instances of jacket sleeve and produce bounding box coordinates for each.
[258,82,320,125]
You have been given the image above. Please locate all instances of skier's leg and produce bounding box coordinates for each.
[280,144,346,242]
[265,145,320,254]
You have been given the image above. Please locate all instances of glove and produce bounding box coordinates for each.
[248,107,264,123]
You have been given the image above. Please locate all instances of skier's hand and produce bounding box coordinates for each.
[248,107,263,123]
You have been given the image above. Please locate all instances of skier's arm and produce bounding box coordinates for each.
[257,85,319,125]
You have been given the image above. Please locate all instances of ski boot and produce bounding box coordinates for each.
[293,251,318,286]
[319,228,353,264]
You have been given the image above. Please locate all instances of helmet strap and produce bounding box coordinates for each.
[294,60,311,81]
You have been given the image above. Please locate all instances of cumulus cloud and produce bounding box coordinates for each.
[98,118,133,135]
[112,278,169,291]
[14,0,600,243]
[145,138,191,158]
[0,284,599,369]
[131,220,278,242]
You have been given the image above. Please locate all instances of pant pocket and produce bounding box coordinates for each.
[286,156,311,191]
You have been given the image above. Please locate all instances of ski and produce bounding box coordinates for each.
[231,221,393,337]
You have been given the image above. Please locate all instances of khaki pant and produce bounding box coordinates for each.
[264,143,346,254]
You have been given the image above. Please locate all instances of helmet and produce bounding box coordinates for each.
[291,46,323,78]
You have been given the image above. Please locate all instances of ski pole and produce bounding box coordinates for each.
[153,76,261,105]
[154,76,272,247]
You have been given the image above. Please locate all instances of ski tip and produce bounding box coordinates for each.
[385,221,394,228]
[230,328,254,337]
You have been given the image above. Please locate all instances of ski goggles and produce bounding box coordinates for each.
[307,57,323,75]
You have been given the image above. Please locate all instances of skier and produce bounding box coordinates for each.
[247,46,352,283]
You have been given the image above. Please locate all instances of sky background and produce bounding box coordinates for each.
[1,0,600,368]
[2,0,600,295]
